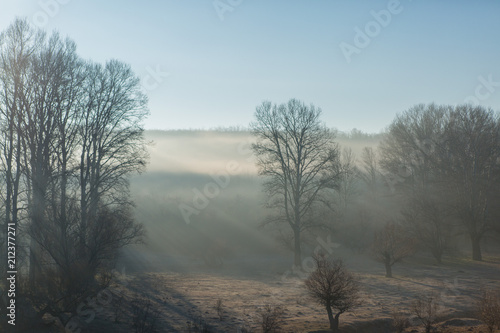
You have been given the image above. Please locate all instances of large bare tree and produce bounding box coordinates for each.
[438,105,500,261]
[0,18,41,282]
[251,99,341,267]
[78,59,148,251]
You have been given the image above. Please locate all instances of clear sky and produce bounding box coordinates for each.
[1,0,499,133]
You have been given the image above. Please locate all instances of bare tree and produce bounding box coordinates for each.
[251,99,341,267]
[258,304,286,333]
[78,59,149,237]
[379,103,448,194]
[23,30,85,289]
[0,18,40,279]
[476,289,500,333]
[438,105,500,261]
[304,255,360,331]
[372,222,415,278]
[379,103,500,261]
[411,293,441,333]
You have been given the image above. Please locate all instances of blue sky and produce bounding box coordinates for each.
[1,0,499,132]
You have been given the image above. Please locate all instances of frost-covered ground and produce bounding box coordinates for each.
[64,249,500,333]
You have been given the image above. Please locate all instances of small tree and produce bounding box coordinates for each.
[258,304,286,333]
[372,222,415,278]
[391,310,410,333]
[411,293,440,333]
[304,255,360,331]
[477,289,500,333]
[215,299,224,321]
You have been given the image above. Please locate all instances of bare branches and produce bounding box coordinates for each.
[411,293,441,333]
[304,255,360,330]
[379,103,500,261]
[251,99,341,266]
[372,222,416,278]
[0,19,148,317]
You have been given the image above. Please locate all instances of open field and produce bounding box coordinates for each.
[47,249,500,333]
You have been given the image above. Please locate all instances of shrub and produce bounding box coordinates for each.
[304,255,360,331]
[215,299,224,321]
[391,310,410,333]
[411,293,440,333]
[258,304,286,333]
[477,289,500,333]
[131,298,160,333]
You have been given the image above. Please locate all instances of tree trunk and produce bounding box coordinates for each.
[326,306,340,331]
[334,313,341,331]
[385,261,392,278]
[471,235,482,261]
[431,248,443,265]
[294,227,301,268]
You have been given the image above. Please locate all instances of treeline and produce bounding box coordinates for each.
[146,127,383,139]
[0,18,148,324]
[334,103,500,266]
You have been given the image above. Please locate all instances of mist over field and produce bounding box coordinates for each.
[126,130,383,270]
[117,127,500,333]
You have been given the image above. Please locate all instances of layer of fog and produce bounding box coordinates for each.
[123,130,383,273]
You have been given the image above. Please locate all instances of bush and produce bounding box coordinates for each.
[258,304,286,333]
[131,298,160,333]
[411,293,440,333]
[112,291,126,323]
[304,255,360,331]
[215,299,224,321]
[391,310,410,333]
[477,289,500,333]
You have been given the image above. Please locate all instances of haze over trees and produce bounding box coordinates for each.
[0,18,147,322]
[379,104,500,261]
